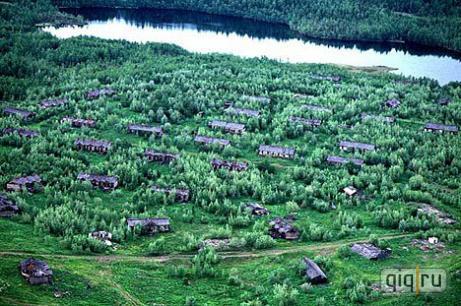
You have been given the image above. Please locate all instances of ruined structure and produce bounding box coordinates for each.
[302,257,327,284]
[225,107,260,118]
[0,193,20,217]
[40,98,67,109]
[86,88,115,100]
[245,203,269,216]
[126,218,171,235]
[61,116,96,128]
[19,258,53,285]
[339,141,375,152]
[351,243,391,260]
[6,175,42,193]
[269,217,299,240]
[77,173,119,191]
[208,120,246,134]
[288,116,322,128]
[152,186,190,202]
[127,124,163,137]
[258,145,295,159]
[326,155,364,167]
[194,135,230,147]
[211,159,248,172]
[144,150,179,164]
[424,123,458,134]
[3,107,36,120]
[385,98,400,108]
[74,139,112,154]
[89,231,113,246]
[2,128,39,138]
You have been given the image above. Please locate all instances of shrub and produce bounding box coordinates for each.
[273,284,299,306]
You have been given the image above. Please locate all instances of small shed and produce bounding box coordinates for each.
[436,97,451,106]
[343,186,359,197]
[127,217,171,235]
[350,243,391,260]
[89,231,113,246]
[303,257,327,284]
[0,193,20,217]
[19,258,53,285]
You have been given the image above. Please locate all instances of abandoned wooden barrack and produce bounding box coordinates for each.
[241,95,270,104]
[361,113,395,123]
[152,185,190,202]
[144,150,179,164]
[0,193,20,217]
[39,98,67,109]
[258,145,295,159]
[61,116,96,128]
[126,217,171,235]
[211,158,248,172]
[269,217,299,240]
[77,173,119,191]
[127,124,163,137]
[74,138,112,154]
[301,104,332,113]
[385,98,400,108]
[339,141,375,152]
[351,243,391,260]
[225,107,260,118]
[194,135,230,147]
[303,257,327,284]
[327,155,364,167]
[208,120,246,134]
[86,88,116,100]
[245,203,269,216]
[6,175,42,193]
[19,258,53,285]
[3,107,36,120]
[288,116,322,127]
[424,123,458,134]
[2,128,39,138]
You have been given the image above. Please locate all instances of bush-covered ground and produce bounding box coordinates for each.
[0,1,460,305]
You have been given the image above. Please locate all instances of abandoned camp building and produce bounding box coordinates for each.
[152,185,190,202]
[208,120,246,134]
[0,193,20,217]
[245,203,269,216]
[339,141,375,152]
[417,203,456,225]
[144,150,179,164]
[86,88,116,100]
[288,116,322,128]
[39,98,67,109]
[3,107,36,120]
[126,217,171,235]
[436,97,452,106]
[351,243,391,260]
[89,231,113,246]
[19,258,53,285]
[127,124,163,137]
[225,107,260,118]
[211,159,248,172]
[385,98,401,108]
[77,173,119,191]
[194,135,230,147]
[361,113,395,124]
[327,155,364,167]
[343,186,360,197]
[61,116,96,128]
[74,138,112,154]
[301,104,332,113]
[6,175,42,193]
[269,217,300,240]
[258,145,295,159]
[302,257,328,284]
[242,95,270,104]
[2,128,39,138]
[424,123,458,134]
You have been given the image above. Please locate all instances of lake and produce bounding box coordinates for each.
[44,8,461,85]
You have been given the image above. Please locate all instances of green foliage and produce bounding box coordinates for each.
[272,283,299,306]
[191,246,220,278]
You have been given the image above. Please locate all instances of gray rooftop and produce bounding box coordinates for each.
[340,141,375,151]
[425,123,458,133]
[327,155,364,166]
[259,145,295,156]
[225,107,260,117]
[194,135,230,146]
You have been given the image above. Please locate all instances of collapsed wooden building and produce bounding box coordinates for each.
[385,98,400,108]
[211,159,248,172]
[77,173,119,191]
[194,135,230,147]
[417,203,456,225]
[19,258,53,285]
[74,138,112,154]
[288,116,322,128]
[339,141,375,153]
[225,107,260,118]
[126,217,171,235]
[6,175,42,193]
[327,155,364,167]
[302,257,328,284]
[361,113,395,124]
[39,98,67,109]
[127,124,163,137]
[0,193,20,217]
[245,203,269,216]
[3,107,36,121]
[269,217,299,240]
[258,145,295,159]
[152,185,190,202]
[144,150,179,164]
[351,243,391,260]
[86,88,116,100]
[2,128,39,138]
[208,120,246,134]
[89,231,113,246]
[424,123,458,134]
[61,116,96,128]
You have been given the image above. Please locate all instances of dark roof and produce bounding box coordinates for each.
[385,98,400,108]
[301,104,332,112]
[303,258,327,284]
[259,145,295,156]
[327,155,364,166]
[19,258,53,278]
[126,217,170,227]
[74,138,112,149]
[61,116,96,127]
[40,98,67,108]
[152,185,190,197]
[361,113,395,123]
[436,97,452,105]
[289,116,322,127]
[351,243,391,260]
[225,107,260,117]
[3,107,36,118]
[9,175,42,185]
[424,123,458,133]
[211,158,248,171]
[127,124,163,134]
[86,88,115,99]
[144,150,179,159]
[2,128,39,138]
[194,135,230,146]
[340,141,375,151]
[209,120,245,131]
[77,173,118,184]
[0,193,19,213]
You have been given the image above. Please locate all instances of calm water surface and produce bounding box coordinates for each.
[44,8,461,85]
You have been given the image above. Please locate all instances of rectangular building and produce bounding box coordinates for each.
[424,123,458,134]
[208,120,246,134]
[258,145,295,159]
[194,135,230,147]
[77,173,119,191]
[339,141,375,152]
[127,124,163,137]
[74,139,112,154]
[326,155,364,167]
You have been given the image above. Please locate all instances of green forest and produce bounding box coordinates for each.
[0,0,460,305]
[52,0,461,52]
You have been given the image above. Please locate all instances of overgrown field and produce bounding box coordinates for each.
[0,1,460,305]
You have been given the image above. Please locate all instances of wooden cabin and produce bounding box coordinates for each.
[361,113,395,124]
[339,141,375,153]
[126,217,171,235]
[39,98,67,109]
[208,120,246,134]
[144,150,179,164]
[241,95,270,104]
[424,123,458,134]
[0,193,20,217]
[303,257,327,284]
[127,124,163,137]
[152,186,190,202]
[385,98,400,108]
[288,116,322,128]
[19,258,53,285]
[89,231,113,246]
[225,107,260,118]
[86,88,115,100]
[74,139,112,154]
[351,243,391,260]
[211,159,248,172]
[258,145,295,159]
[61,116,96,128]
[77,173,119,191]
[326,155,364,167]
[2,128,39,138]
[194,135,230,147]
[269,217,299,240]
[3,107,36,121]
[245,203,269,216]
[6,175,42,193]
